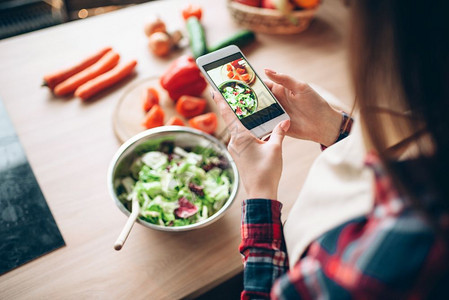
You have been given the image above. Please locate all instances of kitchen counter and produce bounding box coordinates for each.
[0,0,352,298]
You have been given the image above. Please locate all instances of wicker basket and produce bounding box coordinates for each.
[227,1,318,35]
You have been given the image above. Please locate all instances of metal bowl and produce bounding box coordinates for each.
[107,126,239,232]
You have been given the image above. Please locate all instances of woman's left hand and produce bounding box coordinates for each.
[212,91,290,200]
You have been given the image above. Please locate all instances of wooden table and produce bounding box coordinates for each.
[0,0,351,298]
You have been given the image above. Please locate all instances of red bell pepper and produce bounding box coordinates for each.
[160,55,207,101]
[170,79,207,101]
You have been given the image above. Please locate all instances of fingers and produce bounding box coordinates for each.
[263,80,274,90]
[264,69,308,93]
[211,90,253,141]
[263,79,287,104]
[211,89,288,152]
[211,90,237,126]
[268,119,290,146]
[265,69,298,92]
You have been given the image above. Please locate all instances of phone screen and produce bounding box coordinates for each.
[203,53,284,130]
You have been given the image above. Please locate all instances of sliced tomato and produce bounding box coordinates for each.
[226,64,232,72]
[188,112,217,134]
[236,67,246,74]
[241,73,250,82]
[142,104,164,129]
[176,95,207,118]
[142,87,159,112]
[227,71,235,79]
[235,106,243,116]
[166,116,185,126]
[182,4,202,21]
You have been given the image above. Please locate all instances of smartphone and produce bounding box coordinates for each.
[196,45,289,139]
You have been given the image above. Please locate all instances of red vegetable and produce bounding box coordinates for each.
[43,47,112,90]
[142,87,159,112]
[236,68,246,74]
[142,105,164,129]
[236,106,243,116]
[234,0,261,7]
[166,116,185,126]
[75,60,137,101]
[241,73,250,82]
[293,0,320,9]
[182,4,203,21]
[188,112,218,134]
[231,59,242,68]
[174,197,198,218]
[54,51,120,96]
[261,0,276,9]
[176,95,207,118]
[160,55,207,101]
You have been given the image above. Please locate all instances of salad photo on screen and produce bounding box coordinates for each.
[218,81,257,119]
[206,56,278,121]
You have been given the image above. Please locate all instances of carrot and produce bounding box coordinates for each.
[75,60,137,100]
[54,51,120,96]
[43,47,112,90]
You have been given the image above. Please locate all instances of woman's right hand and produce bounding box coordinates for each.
[265,69,344,147]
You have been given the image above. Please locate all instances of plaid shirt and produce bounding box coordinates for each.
[239,153,449,299]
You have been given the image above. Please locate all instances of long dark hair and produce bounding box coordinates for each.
[349,1,449,227]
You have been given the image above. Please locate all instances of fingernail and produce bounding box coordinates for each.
[210,89,215,99]
[265,69,276,75]
[280,120,290,132]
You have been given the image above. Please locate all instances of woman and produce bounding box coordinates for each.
[213,1,449,299]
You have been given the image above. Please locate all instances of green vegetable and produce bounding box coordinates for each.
[117,142,232,227]
[219,81,257,119]
[208,30,256,53]
[134,138,175,155]
[186,16,208,58]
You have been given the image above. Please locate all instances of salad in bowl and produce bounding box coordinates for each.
[108,127,239,232]
[218,80,257,119]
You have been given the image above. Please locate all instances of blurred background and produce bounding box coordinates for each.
[0,0,151,39]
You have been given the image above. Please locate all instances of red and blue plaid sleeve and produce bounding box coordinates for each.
[239,199,288,300]
[239,155,449,299]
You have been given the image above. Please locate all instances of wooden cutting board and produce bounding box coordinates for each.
[112,76,230,144]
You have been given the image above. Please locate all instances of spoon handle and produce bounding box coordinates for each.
[114,197,139,251]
